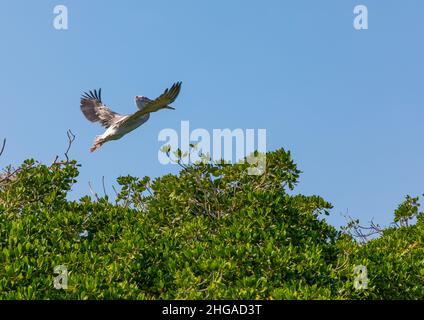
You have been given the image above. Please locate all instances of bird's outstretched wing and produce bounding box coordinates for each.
[126,82,182,123]
[80,89,124,128]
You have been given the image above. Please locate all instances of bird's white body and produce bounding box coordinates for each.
[101,114,150,142]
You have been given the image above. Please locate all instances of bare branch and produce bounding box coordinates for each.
[370,219,384,234]
[0,161,36,186]
[0,167,19,185]
[52,130,76,165]
[342,213,386,243]
[65,129,76,162]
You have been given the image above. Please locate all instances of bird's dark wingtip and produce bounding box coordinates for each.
[81,88,102,102]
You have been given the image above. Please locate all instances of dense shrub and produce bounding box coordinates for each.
[0,149,422,299]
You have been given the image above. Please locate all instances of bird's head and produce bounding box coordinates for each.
[135,95,175,110]
[135,96,151,110]
[135,95,148,103]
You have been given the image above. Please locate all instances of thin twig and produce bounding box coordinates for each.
[88,181,100,201]
[146,182,153,196]
[0,138,6,157]
[102,176,108,198]
[334,250,350,271]
[112,185,119,197]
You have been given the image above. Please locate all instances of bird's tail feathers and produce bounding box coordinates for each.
[89,136,106,153]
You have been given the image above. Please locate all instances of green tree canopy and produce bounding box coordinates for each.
[0,149,422,299]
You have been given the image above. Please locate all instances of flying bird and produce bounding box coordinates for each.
[80,82,182,152]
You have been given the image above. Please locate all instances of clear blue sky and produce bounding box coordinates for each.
[1,0,423,228]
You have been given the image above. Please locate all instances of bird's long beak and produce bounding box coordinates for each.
[165,105,175,110]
